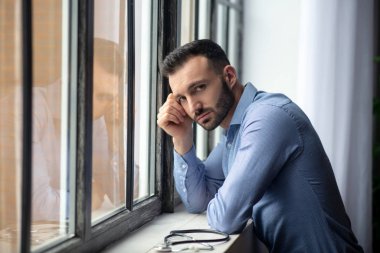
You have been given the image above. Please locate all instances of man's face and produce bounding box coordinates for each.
[93,60,119,120]
[168,56,234,130]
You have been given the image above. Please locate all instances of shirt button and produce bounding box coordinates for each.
[227,143,232,149]
[183,188,187,193]
[181,164,188,170]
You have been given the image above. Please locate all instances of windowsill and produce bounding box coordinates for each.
[102,204,259,253]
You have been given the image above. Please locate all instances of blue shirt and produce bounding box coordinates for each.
[173,83,363,253]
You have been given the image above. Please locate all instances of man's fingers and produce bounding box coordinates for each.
[162,93,187,116]
[157,113,180,126]
[157,109,184,125]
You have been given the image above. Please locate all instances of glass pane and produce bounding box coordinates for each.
[180,0,195,45]
[210,3,228,148]
[0,0,22,252]
[134,0,156,202]
[31,0,71,249]
[228,8,239,68]
[215,4,228,54]
[92,0,127,221]
[195,0,211,160]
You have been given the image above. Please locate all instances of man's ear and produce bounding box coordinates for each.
[223,65,237,88]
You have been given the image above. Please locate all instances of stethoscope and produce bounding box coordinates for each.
[154,229,230,252]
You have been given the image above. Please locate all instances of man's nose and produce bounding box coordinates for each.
[188,98,202,116]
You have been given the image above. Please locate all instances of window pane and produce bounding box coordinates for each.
[215,4,228,53]
[92,0,127,221]
[31,0,72,249]
[134,0,156,202]
[210,3,228,148]
[180,0,196,45]
[228,8,239,68]
[0,0,22,252]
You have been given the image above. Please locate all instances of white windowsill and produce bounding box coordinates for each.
[102,204,257,253]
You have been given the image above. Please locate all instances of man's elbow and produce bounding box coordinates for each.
[206,203,246,234]
[209,219,245,235]
[183,199,207,214]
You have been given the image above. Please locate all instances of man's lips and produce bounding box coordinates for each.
[196,111,211,122]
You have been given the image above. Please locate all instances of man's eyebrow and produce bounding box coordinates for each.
[173,79,209,99]
[186,79,208,91]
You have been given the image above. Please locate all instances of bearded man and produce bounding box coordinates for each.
[157,39,363,253]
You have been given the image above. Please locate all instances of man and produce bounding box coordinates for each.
[157,39,363,252]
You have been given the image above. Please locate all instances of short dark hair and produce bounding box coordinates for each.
[161,39,230,77]
[93,37,124,79]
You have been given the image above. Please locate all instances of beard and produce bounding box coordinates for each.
[195,79,235,131]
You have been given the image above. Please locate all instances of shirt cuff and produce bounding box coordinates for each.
[174,145,199,168]
[173,145,198,197]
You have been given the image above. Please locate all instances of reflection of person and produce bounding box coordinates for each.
[91,38,125,210]
[32,38,125,221]
[157,39,364,252]
[0,88,21,231]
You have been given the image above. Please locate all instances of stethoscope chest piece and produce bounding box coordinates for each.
[154,244,173,252]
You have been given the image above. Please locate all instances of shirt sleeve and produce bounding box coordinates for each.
[207,104,303,234]
[173,142,226,213]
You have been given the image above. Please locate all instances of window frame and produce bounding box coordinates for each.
[12,0,243,252]
[21,0,33,251]
[51,1,168,251]
[16,0,175,252]
[48,0,178,252]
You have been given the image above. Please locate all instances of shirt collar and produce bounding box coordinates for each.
[230,82,257,126]
[223,82,258,137]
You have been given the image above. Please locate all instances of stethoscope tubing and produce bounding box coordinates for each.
[164,229,230,246]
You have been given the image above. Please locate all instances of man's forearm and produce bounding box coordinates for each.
[173,135,193,155]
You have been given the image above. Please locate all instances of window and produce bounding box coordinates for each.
[91,0,127,223]
[195,0,243,155]
[0,0,243,252]
[209,0,243,147]
[0,1,161,252]
[134,0,157,203]
[0,0,23,252]
[30,0,74,250]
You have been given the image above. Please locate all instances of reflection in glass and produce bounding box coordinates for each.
[31,0,71,250]
[134,0,156,202]
[0,1,22,252]
[92,0,126,221]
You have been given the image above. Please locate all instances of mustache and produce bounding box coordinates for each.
[194,108,210,117]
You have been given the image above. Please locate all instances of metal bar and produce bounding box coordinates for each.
[126,0,135,210]
[194,0,200,40]
[76,0,94,241]
[157,0,179,213]
[237,0,243,77]
[176,0,182,46]
[225,4,230,55]
[20,0,33,251]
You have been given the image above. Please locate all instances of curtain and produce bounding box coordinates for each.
[297,1,374,252]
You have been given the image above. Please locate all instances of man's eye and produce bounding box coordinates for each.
[177,96,187,104]
[194,84,206,92]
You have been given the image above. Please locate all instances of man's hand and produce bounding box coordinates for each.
[157,93,193,155]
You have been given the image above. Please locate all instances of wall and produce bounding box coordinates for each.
[241,0,301,101]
